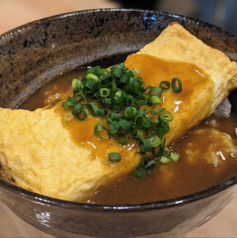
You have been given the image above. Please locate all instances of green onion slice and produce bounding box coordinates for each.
[112,89,125,104]
[160,111,174,123]
[171,78,182,93]
[108,119,120,136]
[149,86,163,97]
[86,73,99,82]
[72,104,87,121]
[144,160,156,169]
[99,88,111,98]
[99,75,114,87]
[71,79,82,89]
[94,120,110,139]
[124,107,137,118]
[141,155,156,170]
[170,152,180,161]
[125,95,135,106]
[109,112,119,121]
[160,81,170,90]
[117,134,129,145]
[149,95,161,105]
[63,112,74,122]
[133,129,143,139]
[131,67,141,75]
[139,138,152,152]
[160,156,171,164]
[108,152,121,163]
[157,120,170,138]
[133,167,145,178]
[87,102,98,116]
[102,98,112,108]
[135,95,147,106]
[97,108,108,117]
[118,120,132,134]
[149,136,161,147]
[62,100,74,110]
[111,66,123,78]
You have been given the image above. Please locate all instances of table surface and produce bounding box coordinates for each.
[0,0,237,237]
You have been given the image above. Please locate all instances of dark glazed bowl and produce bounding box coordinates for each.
[0,9,237,237]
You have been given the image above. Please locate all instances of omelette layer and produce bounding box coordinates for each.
[0,108,140,201]
[125,23,237,145]
[0,23,237,201]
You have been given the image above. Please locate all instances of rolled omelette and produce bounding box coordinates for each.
[0,22,237,201]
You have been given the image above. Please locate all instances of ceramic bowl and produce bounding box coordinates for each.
[0,9,237,238]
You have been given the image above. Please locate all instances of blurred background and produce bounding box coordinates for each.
[0,0,237,35]
[1,0,237,237]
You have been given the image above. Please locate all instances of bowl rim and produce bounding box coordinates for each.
[0,8,237,211]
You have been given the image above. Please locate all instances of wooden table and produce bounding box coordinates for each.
[0,1,237,237]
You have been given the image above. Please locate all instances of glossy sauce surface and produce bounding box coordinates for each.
[20,56,237,204]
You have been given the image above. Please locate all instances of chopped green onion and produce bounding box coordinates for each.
[63,112,74,122]
[71,79,82,89]
[62,96,78,110]
[160,111,173,123]
[86,73,99,82]
[157,120,170,137]
[170,152,180,161]
[99,75,113,87]
[85,79,98,92]
[160,81,170,90]
[160,156,171,164]
[109,112,119,121]
[112,89,125,103]
[111,82,117,93]
[133,129,143,139]
[133,167,145,178]
[172,78,182,93]
[124,107,137,118]
[111,66,123,78]
[97,108,108,117]
[139,138,152,152]
[94,120,110,139]
[141,155,156,169]
[120,73,129,84]
[102,98,112,108]
[99,88,111,98]
[108,119,120,136]
[108,152,121,163]
[149,86,163,97]
[131,67,141,75]
[117,134,129,145]
[165,147,171,154]
[62,101,75,110]
[136,95,147,106]
[149,136,161,147]
[134,115,150,129]
[144,160,156,169]
[153,108,165,115]
[72,104,87,121]
[62,63,182,177]
[149,95,161,104]
[118,120,132,134]
[125,95,135,106]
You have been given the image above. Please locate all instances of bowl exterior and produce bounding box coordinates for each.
[0,9,237,237]
[0,181,237,237]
